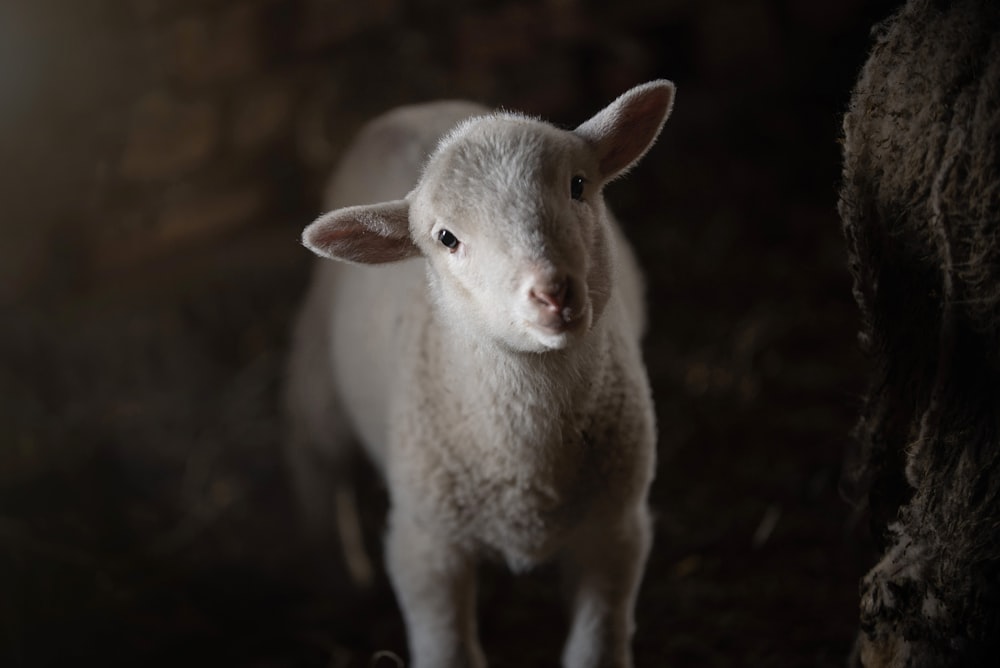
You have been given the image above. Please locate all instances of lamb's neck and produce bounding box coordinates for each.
[447,322,612,416]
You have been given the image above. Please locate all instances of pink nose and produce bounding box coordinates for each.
[529,280,569,313]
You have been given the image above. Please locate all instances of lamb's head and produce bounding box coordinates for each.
[303,80,674,352]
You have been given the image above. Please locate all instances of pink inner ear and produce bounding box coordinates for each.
[599,87,673,178]
[304,199,419,265]
[309,222,418,264]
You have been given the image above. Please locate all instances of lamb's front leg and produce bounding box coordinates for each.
[560,506,652,668]
[385,509,486,668]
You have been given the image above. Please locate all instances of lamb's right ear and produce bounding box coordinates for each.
[302,199,419,264]
[574,79,675,182]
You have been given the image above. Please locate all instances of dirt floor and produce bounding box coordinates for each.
[0,3,900,667]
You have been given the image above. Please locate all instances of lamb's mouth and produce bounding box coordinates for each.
[529,309,588,337]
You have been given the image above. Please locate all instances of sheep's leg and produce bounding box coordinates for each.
[284,273,374,585]
[285,413,376,586]
[386,510,486,668]
[284,362,352,538]
[285,424,337,532]
[560,505,652,668]
[285,268,341,533]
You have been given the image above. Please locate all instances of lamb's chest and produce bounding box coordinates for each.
[409,419,625,568]
[474,457,593,569]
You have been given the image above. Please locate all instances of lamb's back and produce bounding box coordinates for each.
[325,101,490,208]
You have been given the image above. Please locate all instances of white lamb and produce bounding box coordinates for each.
[285,80,675,668]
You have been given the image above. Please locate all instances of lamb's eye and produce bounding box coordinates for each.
[570,175,585,201]
[438,229,460,250]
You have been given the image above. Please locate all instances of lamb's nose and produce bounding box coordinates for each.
[530,280,569,313]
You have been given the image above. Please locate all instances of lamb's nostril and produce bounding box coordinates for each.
[530,281,569,313]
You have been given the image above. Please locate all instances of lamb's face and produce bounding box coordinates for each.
[409,117,614,353]
[304,82,672,353]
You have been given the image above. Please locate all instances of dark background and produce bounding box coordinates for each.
[0,0,900,665]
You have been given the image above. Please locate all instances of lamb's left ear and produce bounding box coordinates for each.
[302,199,419,264]
[574,79,675,182]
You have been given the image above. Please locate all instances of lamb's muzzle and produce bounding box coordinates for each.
[527,271,582,333]
[528,279,568,313]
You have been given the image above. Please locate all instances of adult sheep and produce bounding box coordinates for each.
[839,0,1000,665]
[284,81,675,668]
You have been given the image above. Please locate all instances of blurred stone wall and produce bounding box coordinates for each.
[0,0,882,307]
[0,0,637,304]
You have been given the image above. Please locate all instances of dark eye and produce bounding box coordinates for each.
[438,229,460,250]
[570,175,585,201]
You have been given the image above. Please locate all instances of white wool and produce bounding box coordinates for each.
[285,82,675,668]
